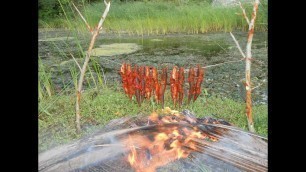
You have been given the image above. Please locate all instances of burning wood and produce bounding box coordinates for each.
[124,109,227,172]
[39,109,267,172]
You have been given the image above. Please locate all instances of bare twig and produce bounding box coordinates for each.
[184,59,243,74]
[229,32,246,58]
[238,1,250,25]
[75,1,111,133]
[98,57,244,74]
[97,0,111,31]
[69,53,82,71]
[205,59,244,68]
[71,2,92,33]
[251,82,263,91]
[213,41,227,51]
[244,0,260,133]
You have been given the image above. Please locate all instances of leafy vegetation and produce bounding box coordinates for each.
[39,85,267,152]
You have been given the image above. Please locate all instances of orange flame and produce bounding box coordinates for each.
[128,145,137,166]
[126,110,219,172]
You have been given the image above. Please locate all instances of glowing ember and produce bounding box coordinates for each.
[124,109,219,172]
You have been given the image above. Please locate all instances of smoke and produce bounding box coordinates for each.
[39,115,267,172]
[39,126,131,172]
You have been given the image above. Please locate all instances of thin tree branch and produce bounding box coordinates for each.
[183,59,243,74]
[230,32,246,58]
[71,2,92,33]
[75,1,111,133]
[251,82,263,91]
[204,59,244,69]
[238,1,250,25]
[97,0,111,30]
[69,53,82,71]
[244,0,260,133]
[98,57,244,73]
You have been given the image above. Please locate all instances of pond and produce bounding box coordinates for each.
[39,30,267,105]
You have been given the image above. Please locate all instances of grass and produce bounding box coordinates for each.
[39,57,54,100]
[39,1,267,34]
[39,85,267,152]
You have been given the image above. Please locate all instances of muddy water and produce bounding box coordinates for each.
[39,30,267,104]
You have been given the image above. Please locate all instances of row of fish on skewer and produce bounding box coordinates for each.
[120,63,205,107]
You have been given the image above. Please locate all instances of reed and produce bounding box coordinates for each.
[40,1,267,34]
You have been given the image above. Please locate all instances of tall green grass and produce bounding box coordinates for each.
[39,1,267,34]
[39,57,54,101]
[39,87,267,151]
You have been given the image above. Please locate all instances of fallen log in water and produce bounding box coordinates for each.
[39,110,267,172]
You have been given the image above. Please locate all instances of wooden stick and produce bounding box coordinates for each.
[229,32,246,58]
[244,0,260,133]
[97,0,111,31]
[230,0,260,133]
[75,1,111,133]
[238,1,250,25]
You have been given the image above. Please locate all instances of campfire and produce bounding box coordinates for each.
[124,109,220,172]
[39,108,267,172]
